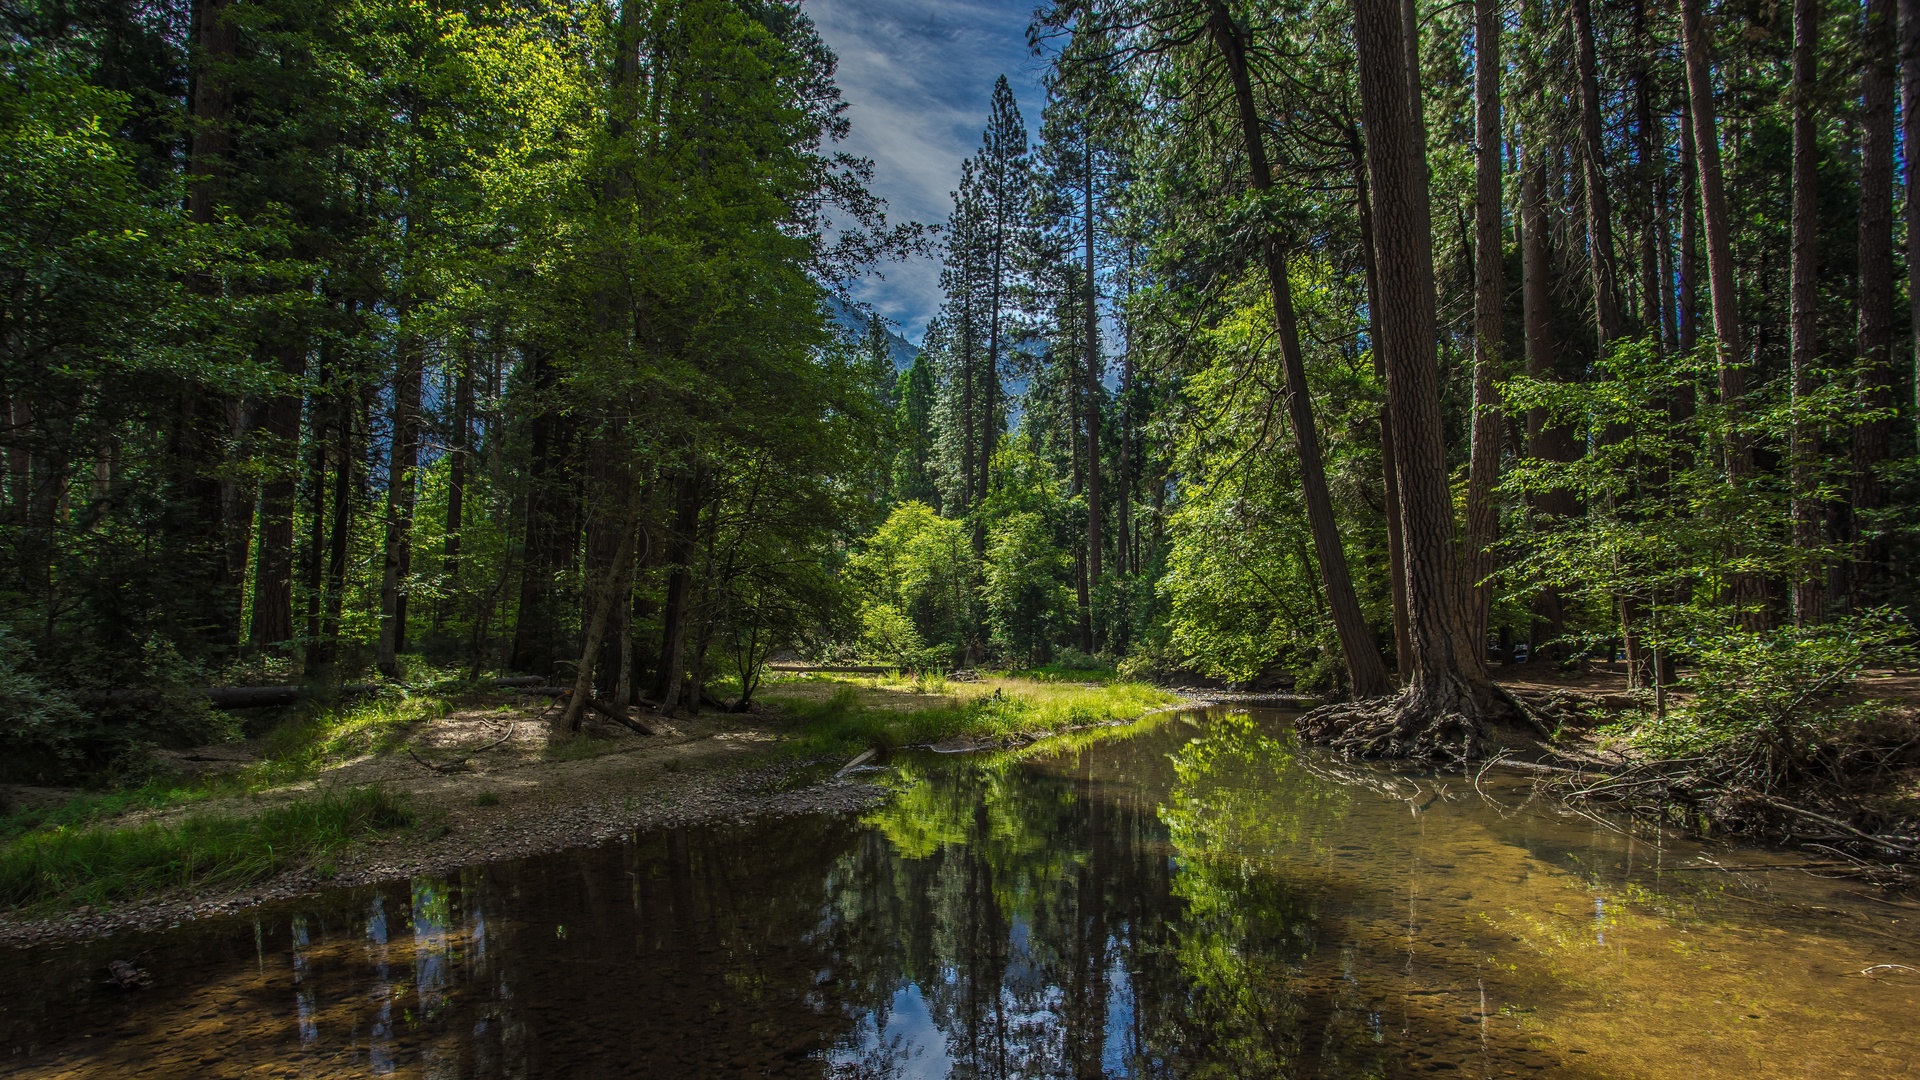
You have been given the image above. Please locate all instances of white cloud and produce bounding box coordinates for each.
[808,0,1048,341]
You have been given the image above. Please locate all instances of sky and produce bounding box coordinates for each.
[809,0,1050,344]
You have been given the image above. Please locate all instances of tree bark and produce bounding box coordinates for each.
[1855,0,1898,600]
[1466,0,1504,655]
[1904,0,1920,419]
[1210,2,1392,698]
[1790,0,1825,625]
[1572,0,1626,344]
[1082,145,1102,651]
[1681,0,1765,625]
[1320,0,1500,756]
[1355,143,1412,679]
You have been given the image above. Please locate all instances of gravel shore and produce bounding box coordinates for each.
[0,707,890,948]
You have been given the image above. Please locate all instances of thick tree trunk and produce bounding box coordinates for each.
[1678,98,1700,356]
[1465,0,1504,654]
[1855,0,1898,600]
[1313,0,1501,757]
[1211,3,1392,698]
[1790,0,1825,625]
[1355,148,1412,679]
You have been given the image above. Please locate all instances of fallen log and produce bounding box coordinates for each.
[765,663,894,675]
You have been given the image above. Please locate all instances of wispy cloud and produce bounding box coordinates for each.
[809,0,1048,342]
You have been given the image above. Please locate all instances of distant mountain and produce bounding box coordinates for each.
[827,295,919,372]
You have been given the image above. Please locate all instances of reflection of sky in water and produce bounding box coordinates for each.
[292,915,317,1046]
[830,983,954,1078]
[1101,945,1135,1075]
[366,894,396,1075]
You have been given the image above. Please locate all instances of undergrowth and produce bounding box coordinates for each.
[0,785,413,912]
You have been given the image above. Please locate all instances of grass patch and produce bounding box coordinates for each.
[763,675,1173,754]
[243,694,451,789]
[0,782,209,846]
[473,792,501,807]
[0,785,413,912]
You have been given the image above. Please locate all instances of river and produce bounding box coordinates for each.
[2,707,1916,1077]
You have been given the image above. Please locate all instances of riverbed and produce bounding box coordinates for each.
[2,707,1915,1077]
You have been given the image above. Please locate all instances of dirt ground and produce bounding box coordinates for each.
[0,693,885,947]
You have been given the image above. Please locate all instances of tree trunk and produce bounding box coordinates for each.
[1681,0,1765,625]
[1314,0,1501,756]
[1466,0,1503,655]
[654,467,702,714]
[377,323,421,677]
[1082,153,1102,652]
[1210,2,1392,698]
[302,350,330,671]
[1678,95,1700,356]
[445,336,472,585]
[556,515,639,737]
[510,349,570,674]
[1355,145,1412,679]
[1790,0,1825,625]
[249,337,305,649]
[1855,0,1898,601]
[1572,0,1626,344]
[1904,0,1920,420]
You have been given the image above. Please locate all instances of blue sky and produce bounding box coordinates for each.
[810,0,1049,343]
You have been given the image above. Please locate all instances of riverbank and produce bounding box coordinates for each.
[0,672,1176,945]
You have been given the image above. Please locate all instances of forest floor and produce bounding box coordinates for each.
[0,672,1176,945]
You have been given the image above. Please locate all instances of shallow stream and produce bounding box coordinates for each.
[3,708,1917,1077]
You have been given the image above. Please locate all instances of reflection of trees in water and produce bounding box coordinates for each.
[841,746,1189,1078]
[829,715,1405,1079]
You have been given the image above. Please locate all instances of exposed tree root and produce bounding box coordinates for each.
[1298,675,1517,764]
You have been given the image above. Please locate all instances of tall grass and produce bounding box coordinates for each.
[0,785,413,911]
[772,677,1173,754]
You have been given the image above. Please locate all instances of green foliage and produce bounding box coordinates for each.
[846,502,979,659]
[983,511,1074,664]
[0,785,412,911]
[1621,612,1915,780]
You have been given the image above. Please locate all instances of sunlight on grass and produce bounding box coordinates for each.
[241,693,452,790]
[0,785,413,912]
[762,675,1174,754]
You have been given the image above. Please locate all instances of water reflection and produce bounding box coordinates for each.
[1,709,1917,1078]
